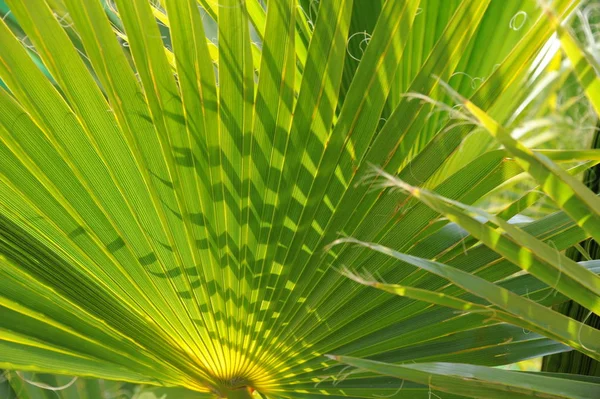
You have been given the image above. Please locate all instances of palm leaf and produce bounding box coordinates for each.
[330,356,600,399]
[0,370,207,399]
[542,127,600,376]
[548,6,600,115]
[0,0,596,397]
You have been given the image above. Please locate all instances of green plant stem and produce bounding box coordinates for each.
[224,387,254,399]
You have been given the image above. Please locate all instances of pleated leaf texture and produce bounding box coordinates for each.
[1,0,599,398]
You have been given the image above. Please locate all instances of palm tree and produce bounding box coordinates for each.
[0,0,599,398]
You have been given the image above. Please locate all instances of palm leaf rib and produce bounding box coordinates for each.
[1,0,599,398]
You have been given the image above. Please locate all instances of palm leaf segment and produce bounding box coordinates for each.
[0,0,591,397]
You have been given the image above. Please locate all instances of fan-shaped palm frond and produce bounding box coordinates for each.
[1,0,599,398]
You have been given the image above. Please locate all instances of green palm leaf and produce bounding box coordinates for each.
[548,6,600,115]
[0,370,207,399]
[0,0,597,397]
[330,356,600,399]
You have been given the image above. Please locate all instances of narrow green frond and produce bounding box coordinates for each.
[331,356,600,399]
